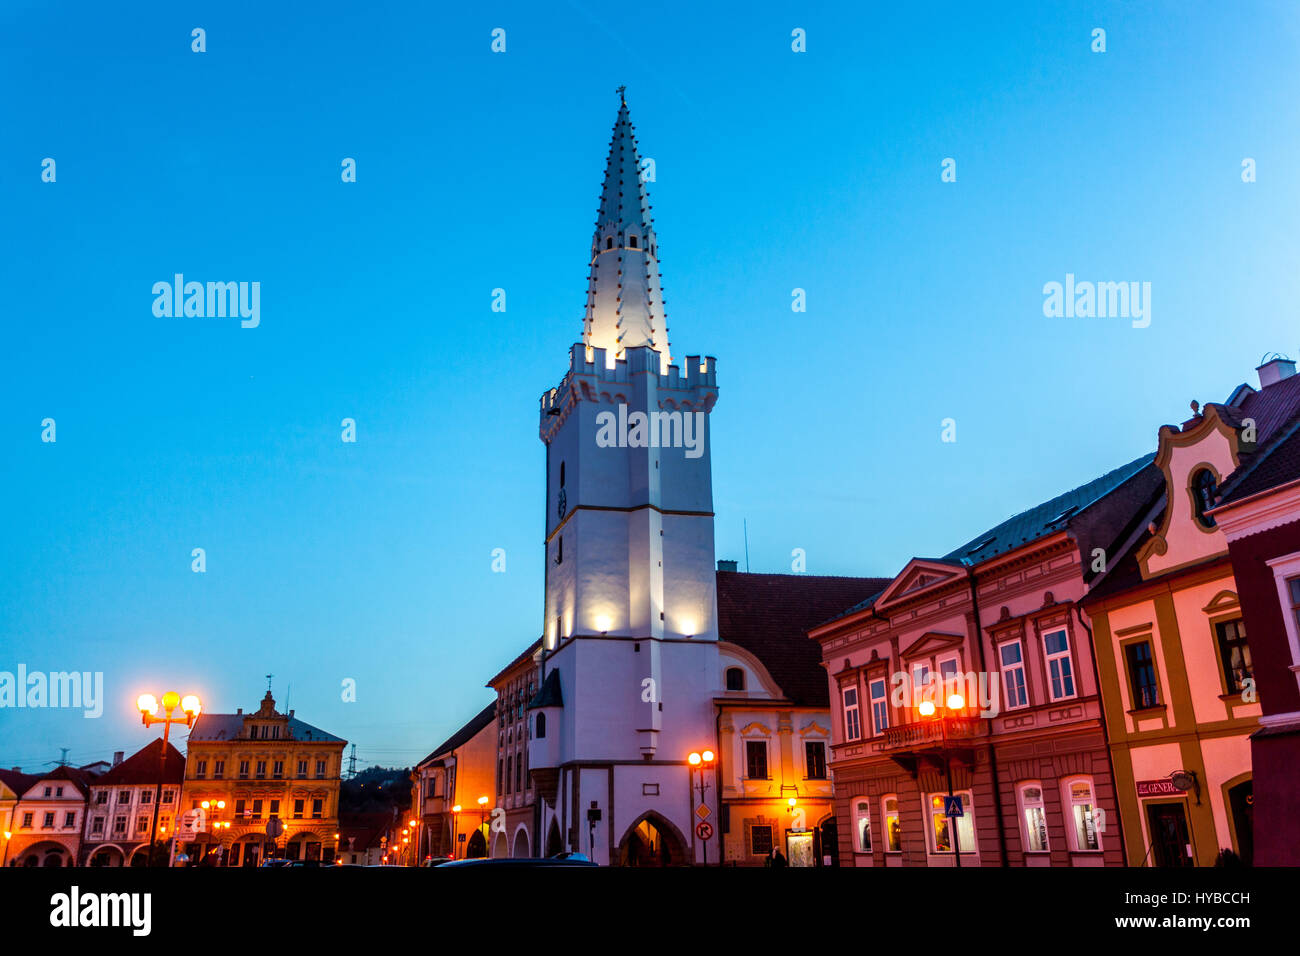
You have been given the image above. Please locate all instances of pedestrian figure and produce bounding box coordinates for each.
[772,848,788,868]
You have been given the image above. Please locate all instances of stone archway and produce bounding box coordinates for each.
[465,829,487,858]
[512,826,530,858]
[19,841,73,867]
[616,812,691,867]
[545,818,563,857]
[88,845,126,867]
[492,830,508,858]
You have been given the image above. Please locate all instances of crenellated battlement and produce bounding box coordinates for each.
[539,344,718,432]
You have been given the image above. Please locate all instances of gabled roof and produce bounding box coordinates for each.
[487,638,542,688]
[187,712,344,744]
[716,571,892,707]
[417,702,497,769]
[527,669,563,710]
[0,768,38,796]
[863,558,968,614]
[92,739,185,787]
[941,454,1155,566]
[1217,415,1300,506]
[20,764,96,797]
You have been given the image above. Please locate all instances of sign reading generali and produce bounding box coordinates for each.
[1136,779,1181,797]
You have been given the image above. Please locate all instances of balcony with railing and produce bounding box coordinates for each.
[880,716,983,753]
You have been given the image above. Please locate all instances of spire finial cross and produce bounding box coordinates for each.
[265,673,274,693]
[616,85,627,107]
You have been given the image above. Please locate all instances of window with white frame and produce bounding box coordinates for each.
[1018,783,1049,852]
[869,678,889,734]
[1062,777,1101,851]
[926,792,975,854]
[854,798,872,852]
[882,794,901,852]
[912,662,932,707]
[1265,553,1300,676]
[1042,628,1077,700]
[842,686,861,741]
[999,640,1029,709]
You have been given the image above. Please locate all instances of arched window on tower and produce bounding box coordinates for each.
[725,667,745,691]
[536,712,546,739]
[606,237,613,249]
[560,461,565,487]
[1192,468,1219,528]
[629,235,638,248]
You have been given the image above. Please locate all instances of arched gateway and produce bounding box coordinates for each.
[616,812,690,867]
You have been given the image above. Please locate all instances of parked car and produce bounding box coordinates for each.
[438,853,596,868]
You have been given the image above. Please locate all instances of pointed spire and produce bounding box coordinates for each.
[582,89,669,370]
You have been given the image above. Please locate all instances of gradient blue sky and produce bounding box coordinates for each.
[3,1,1298,772]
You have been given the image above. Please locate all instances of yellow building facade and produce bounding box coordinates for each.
[181,691,346,865]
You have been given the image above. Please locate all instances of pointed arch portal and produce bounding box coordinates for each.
[616,812,690,867]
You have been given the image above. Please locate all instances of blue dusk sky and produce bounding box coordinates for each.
[2,1,1297,771]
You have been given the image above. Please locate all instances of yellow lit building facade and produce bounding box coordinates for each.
[181,690,346,865]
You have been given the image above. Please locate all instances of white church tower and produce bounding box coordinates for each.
[528,91,722,865]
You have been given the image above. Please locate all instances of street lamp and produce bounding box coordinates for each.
[920,691,966,868]
[451,805,462,860]
[200,800,229,864]
[137,691,201,867]
[687,750,716,866]
[408,818,419,867]
[1,830,10,868]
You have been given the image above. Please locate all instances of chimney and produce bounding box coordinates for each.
[236,707,243,715]
[717,559,738,572]
[1257,354,1296,388]
[112,751,123,767]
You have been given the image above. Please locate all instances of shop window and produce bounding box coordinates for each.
[750,824,773,856]
[1062,777,1101,851]
[1018,783,1049,852]
[926,792,974,854]
[853,798,872,852]
[883,794,901,852]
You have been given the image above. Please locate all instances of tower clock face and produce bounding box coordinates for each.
[557,489,567,518]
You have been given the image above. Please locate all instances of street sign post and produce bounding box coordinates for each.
[695,821,713,841]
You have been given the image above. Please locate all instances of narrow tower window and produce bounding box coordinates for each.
[560,461,566,487]
[629,235,638,248]
[606,237,613,249]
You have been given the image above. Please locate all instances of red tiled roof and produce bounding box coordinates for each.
[94,739,186,787]
[716,571,891,707]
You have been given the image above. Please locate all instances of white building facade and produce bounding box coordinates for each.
[528,94,724,865]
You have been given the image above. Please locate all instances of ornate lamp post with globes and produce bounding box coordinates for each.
[136,691,201,867]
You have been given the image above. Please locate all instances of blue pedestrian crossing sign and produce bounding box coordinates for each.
[943,796,964,818]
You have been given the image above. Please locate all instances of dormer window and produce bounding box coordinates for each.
[1192,468,1218,528]
[725,667,745,691]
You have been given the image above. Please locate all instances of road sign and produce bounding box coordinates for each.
[943,795,964,818]
[695,821,713,841]
[177,807,206,839]
[695,803,710,820]
[265,816,284,839]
